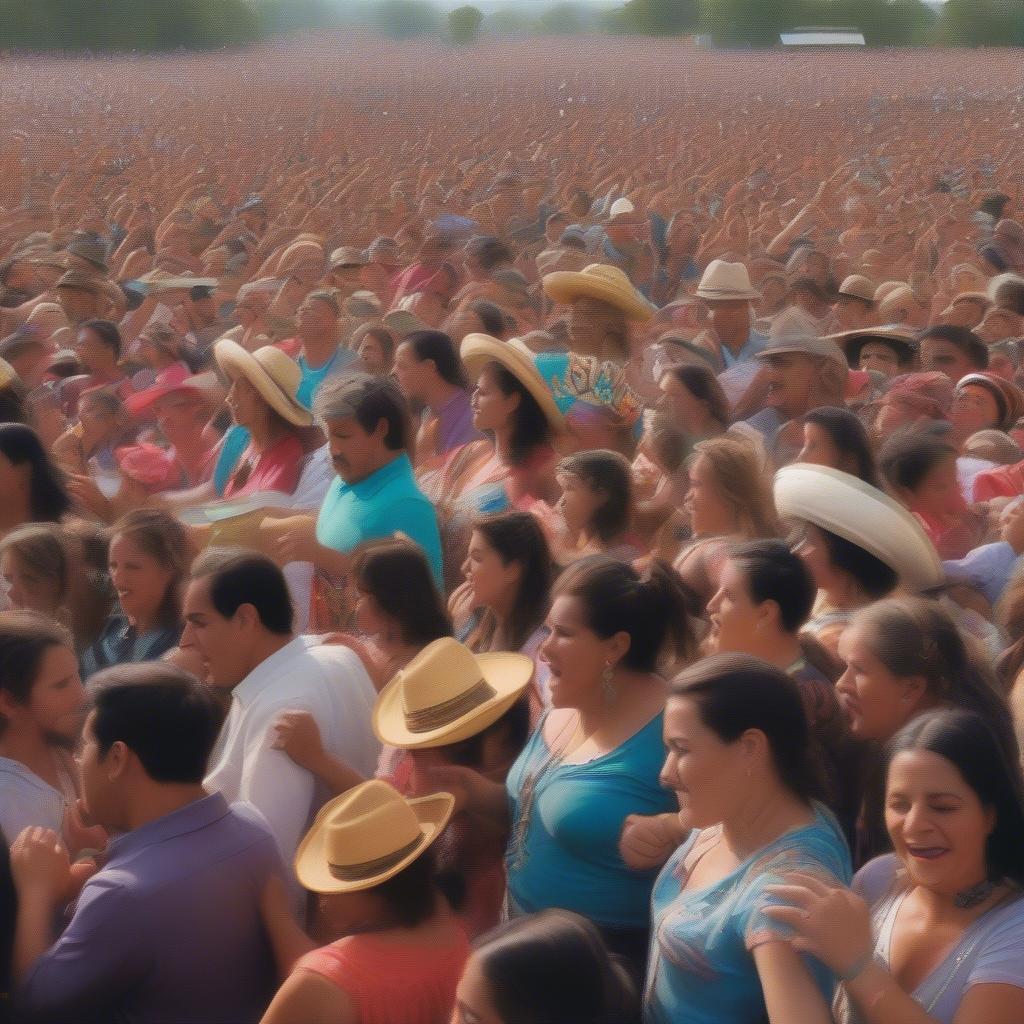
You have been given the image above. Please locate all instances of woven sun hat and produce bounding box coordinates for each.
[837,274,877,303]
[213,339,313,427]
[295,780,454,893]
[694,259,762,302]
[774,463,943,592]
[460,333,565,434]
[542,263,655,321]
[828,324,917,367]
[373,637,534,750]
[329,245,369,270]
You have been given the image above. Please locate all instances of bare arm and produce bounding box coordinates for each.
[259,970,354,1024]
[753,942,834,1024]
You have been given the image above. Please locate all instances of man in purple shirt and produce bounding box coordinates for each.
[9,663,281,1024]
[392,329,482,461]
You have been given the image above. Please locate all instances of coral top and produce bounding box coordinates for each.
[294,926,469,1024]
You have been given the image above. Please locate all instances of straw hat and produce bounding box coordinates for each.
[329,246,369,270]
[460,333,565,434]
[837,274,876,303]
[956,372,1024,432]
[279,239,325,276]
[828,325,917,367]
[382,308,429,340]
[213,339,313,427]
[694,260,761,302]
[374,637,534,749]
[0,356,18,390]
[295,780,454,893]
[773,463,943,592]
[542,263,654,321]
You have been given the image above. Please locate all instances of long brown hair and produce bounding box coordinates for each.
[687,436,780,539]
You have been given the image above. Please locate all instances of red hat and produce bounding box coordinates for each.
[125,365,212,418]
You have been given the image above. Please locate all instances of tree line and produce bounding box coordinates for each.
[0,0,1022,52]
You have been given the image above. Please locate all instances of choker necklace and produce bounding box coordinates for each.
[954,879,996,910]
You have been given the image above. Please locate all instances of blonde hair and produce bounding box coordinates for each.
[688,436,780,539]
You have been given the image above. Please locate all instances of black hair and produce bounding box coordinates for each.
[803,406,880,487]
[918,324,989,370]
[80,319,122,360]
[315,373,410,452]
[190,548,293,635]
[980,193,1010,221]
[474,909,638,1024]
[990,275,1024,316]
[558,449,633,543]
[402,330,467,389]
[354,540,451,647]
[730,539,816,634]
[372,845,443,928]
[671,652,823,802]
[662,363,730,432]
[555,555,696,673]
[879,427,958,495]
[0,610,73,711]
[819,526,898,601]
[466,235,513,273]
[469,299,507,336]
[887,709,1024,888]
[483,361,551,467]
[468,510,553,653]
[89,663,221,784]
[0,423,71,522]
[435,696,531,770]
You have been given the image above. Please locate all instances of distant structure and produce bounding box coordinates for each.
[780,27,867,47]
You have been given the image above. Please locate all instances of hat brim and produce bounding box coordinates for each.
[830,329,917,366]
[295,792,454,893]
[543,270,654,321]
[694,286,762,301]
[774,463,943,592]
[461,334,565,435]
[373,650,535,750]
[214,339,313,427]
[125,379,212,418]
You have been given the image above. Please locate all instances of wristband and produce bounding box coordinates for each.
[839,950,874,983]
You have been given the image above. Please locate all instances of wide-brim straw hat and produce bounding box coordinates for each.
[828,325,918,366]
[774,463,943,592]
[295,780,454,893]
[542,263,654,321]
[460,333,565,434]
[213,339,313,427]
[694,259,762,302]
[374,637,534,749]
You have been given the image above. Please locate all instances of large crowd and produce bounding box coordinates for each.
[1,33,1024,1024]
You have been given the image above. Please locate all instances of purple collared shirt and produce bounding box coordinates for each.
[433,388,482,456]
[18,793,281,1024]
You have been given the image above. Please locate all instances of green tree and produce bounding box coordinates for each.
[448,4,484,43]
[939,0,1024,47]
[699,0,810,47]
[537,3,590,34]
[371,0,441,39]
[618,0,699,36]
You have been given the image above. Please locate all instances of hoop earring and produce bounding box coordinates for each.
[602,662,617,704]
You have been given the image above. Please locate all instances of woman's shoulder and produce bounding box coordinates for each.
[852,853,902,907]
[746,804,852,882]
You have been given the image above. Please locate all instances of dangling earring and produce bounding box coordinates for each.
[602,662,617,704]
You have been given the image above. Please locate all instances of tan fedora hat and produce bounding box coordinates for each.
[837,274,877,303]
[694,259,762,302]
[773,463,943,593]
[213,339,313,427]
[460,333,565,435]
[295,780,454,893]
[542,263,654,321]
[373,637,534,749]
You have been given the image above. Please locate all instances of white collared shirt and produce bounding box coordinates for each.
[204,635,379,870]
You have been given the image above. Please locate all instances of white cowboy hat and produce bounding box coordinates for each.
[213,339,313,427]
[542,263,654,321]
[373,637,534,749]
[461,333,565,434]
[694,259,761,302]
[295,780,454,893]
[773,463,943,592]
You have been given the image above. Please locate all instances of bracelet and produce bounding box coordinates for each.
[838,950,874,983]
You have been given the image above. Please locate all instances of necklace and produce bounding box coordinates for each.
[953,879,996,910]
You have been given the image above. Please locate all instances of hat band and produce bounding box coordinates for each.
[699,286,752,295]
[404,678,497,734]
[328,834,424,881]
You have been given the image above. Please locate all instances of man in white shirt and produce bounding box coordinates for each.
[181,549,379,878]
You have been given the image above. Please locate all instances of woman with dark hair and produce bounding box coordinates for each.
[646,653,852,1024]
[439,556,696,981]
[80,508,191,677]
[352,324,395,376]
[0,423,71,538]
[766,709,1024,1024]
[454,909,638,1024]
[0,363,29,425]
[880,427,981,560]
[798,407,879,487]
[553,449,638,563]
[258,781,469,1024]
[658,363,729,441]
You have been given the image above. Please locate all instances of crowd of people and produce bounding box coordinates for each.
[2,34,1024,1024]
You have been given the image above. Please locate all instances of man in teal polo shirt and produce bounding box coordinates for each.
[275,373,442,586]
